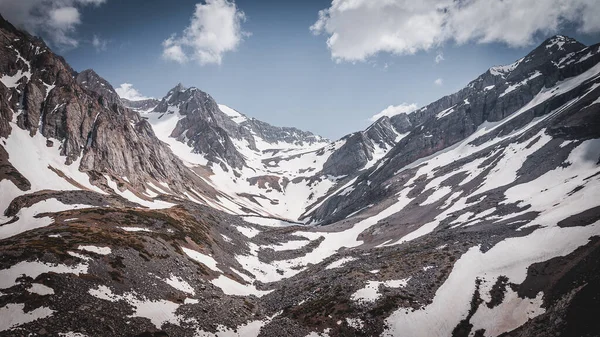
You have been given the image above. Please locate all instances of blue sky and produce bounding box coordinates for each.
[2,0,600,139]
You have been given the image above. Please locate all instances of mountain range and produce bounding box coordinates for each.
[1,14,599,337]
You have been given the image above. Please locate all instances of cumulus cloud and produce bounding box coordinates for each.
[0,0,106,48]
[115,83,152,101]
[92,34,108,52]
[370,103,418,122]
[311,0,600,62]
[434,78,443,86]
[162,0,248,65]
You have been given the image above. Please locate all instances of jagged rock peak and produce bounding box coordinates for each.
[76,69,122,108]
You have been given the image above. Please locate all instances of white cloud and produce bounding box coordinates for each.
[92,34,108,52]
[115,83,152,101]
[162,0,248,65]
[0,0,106,48]
[311,0,600,62]
[370,103,418,122]
[434,78,443,86]
[162,37,189,64]
[435,52,444,64]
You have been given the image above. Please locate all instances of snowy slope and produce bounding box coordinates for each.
[1,18,600,337]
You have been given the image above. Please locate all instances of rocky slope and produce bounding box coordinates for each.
[127,82,413,221]
[121,97,160,112]
[1,14,599,337]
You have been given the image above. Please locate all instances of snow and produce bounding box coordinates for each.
[435,105,456,119]
[0,198,91,240]
[242,216,297,227]
[210,275,273,297]
[489,58,522,77]
[499,71,542,98]
[231,268,254,283]
[141,110,209,167]
[420,186,452,206]
[381,222,600,337]
[181,247,222,272]
[118,226,153,232]
[346,317,365,330]
[105,175,174,210]
[325,256,357,270]
[78,245,111,255]
[304,328,331,337]
[218,104,247,124]
[236,226,260,238]
[351,278,410,304]
[503,138,600,230]
[88,285,182,329]
[0,121,106,225]
[28,283,55,296]
[474,130,552,195]
[67,251,92,261]
[42,81,56,99]
[195,319,270,337]
[545,36,567,50]
[262,238,311,252]
[2,121,105,196]
[0,260,88,289]
[236,189,415,283]
[163,274,195,295]
[470,288,545,336]
[0,303,53,331]
[576,49,596,64]
[377,64,600,245]
[0,69,31,89]
[143,100,335,221]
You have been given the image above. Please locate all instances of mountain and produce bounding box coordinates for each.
[1,13,600,337]
[120,97,160,112]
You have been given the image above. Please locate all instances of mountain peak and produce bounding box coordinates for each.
[541,34,582,51]
[76,68,121,107]
[172,82,186,92]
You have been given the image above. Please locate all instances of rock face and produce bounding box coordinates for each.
[149,83,328,170]
[152,84,253,169]
[323,114,412,177]
[120,97,159,111]
[0,15,205,194]
[76,69,122,108]
[307,35,600,224]
[1,13,600,337]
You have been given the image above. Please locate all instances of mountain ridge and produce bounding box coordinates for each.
[1,14,599,337]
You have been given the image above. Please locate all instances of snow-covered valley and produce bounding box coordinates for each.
[0,16,599,337]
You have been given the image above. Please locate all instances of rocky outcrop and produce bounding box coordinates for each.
[76,69,122,108]
[120,97,159,111]
[153,84,252,169]
[241,118,325,146]
[322,114,411,177]
[0,15,206,194]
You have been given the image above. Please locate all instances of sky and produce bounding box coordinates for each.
[1,0,600,139]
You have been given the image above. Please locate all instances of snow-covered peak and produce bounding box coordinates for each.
[544,35,578,51]
[489,58,523,77]
[218,104,248,124]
